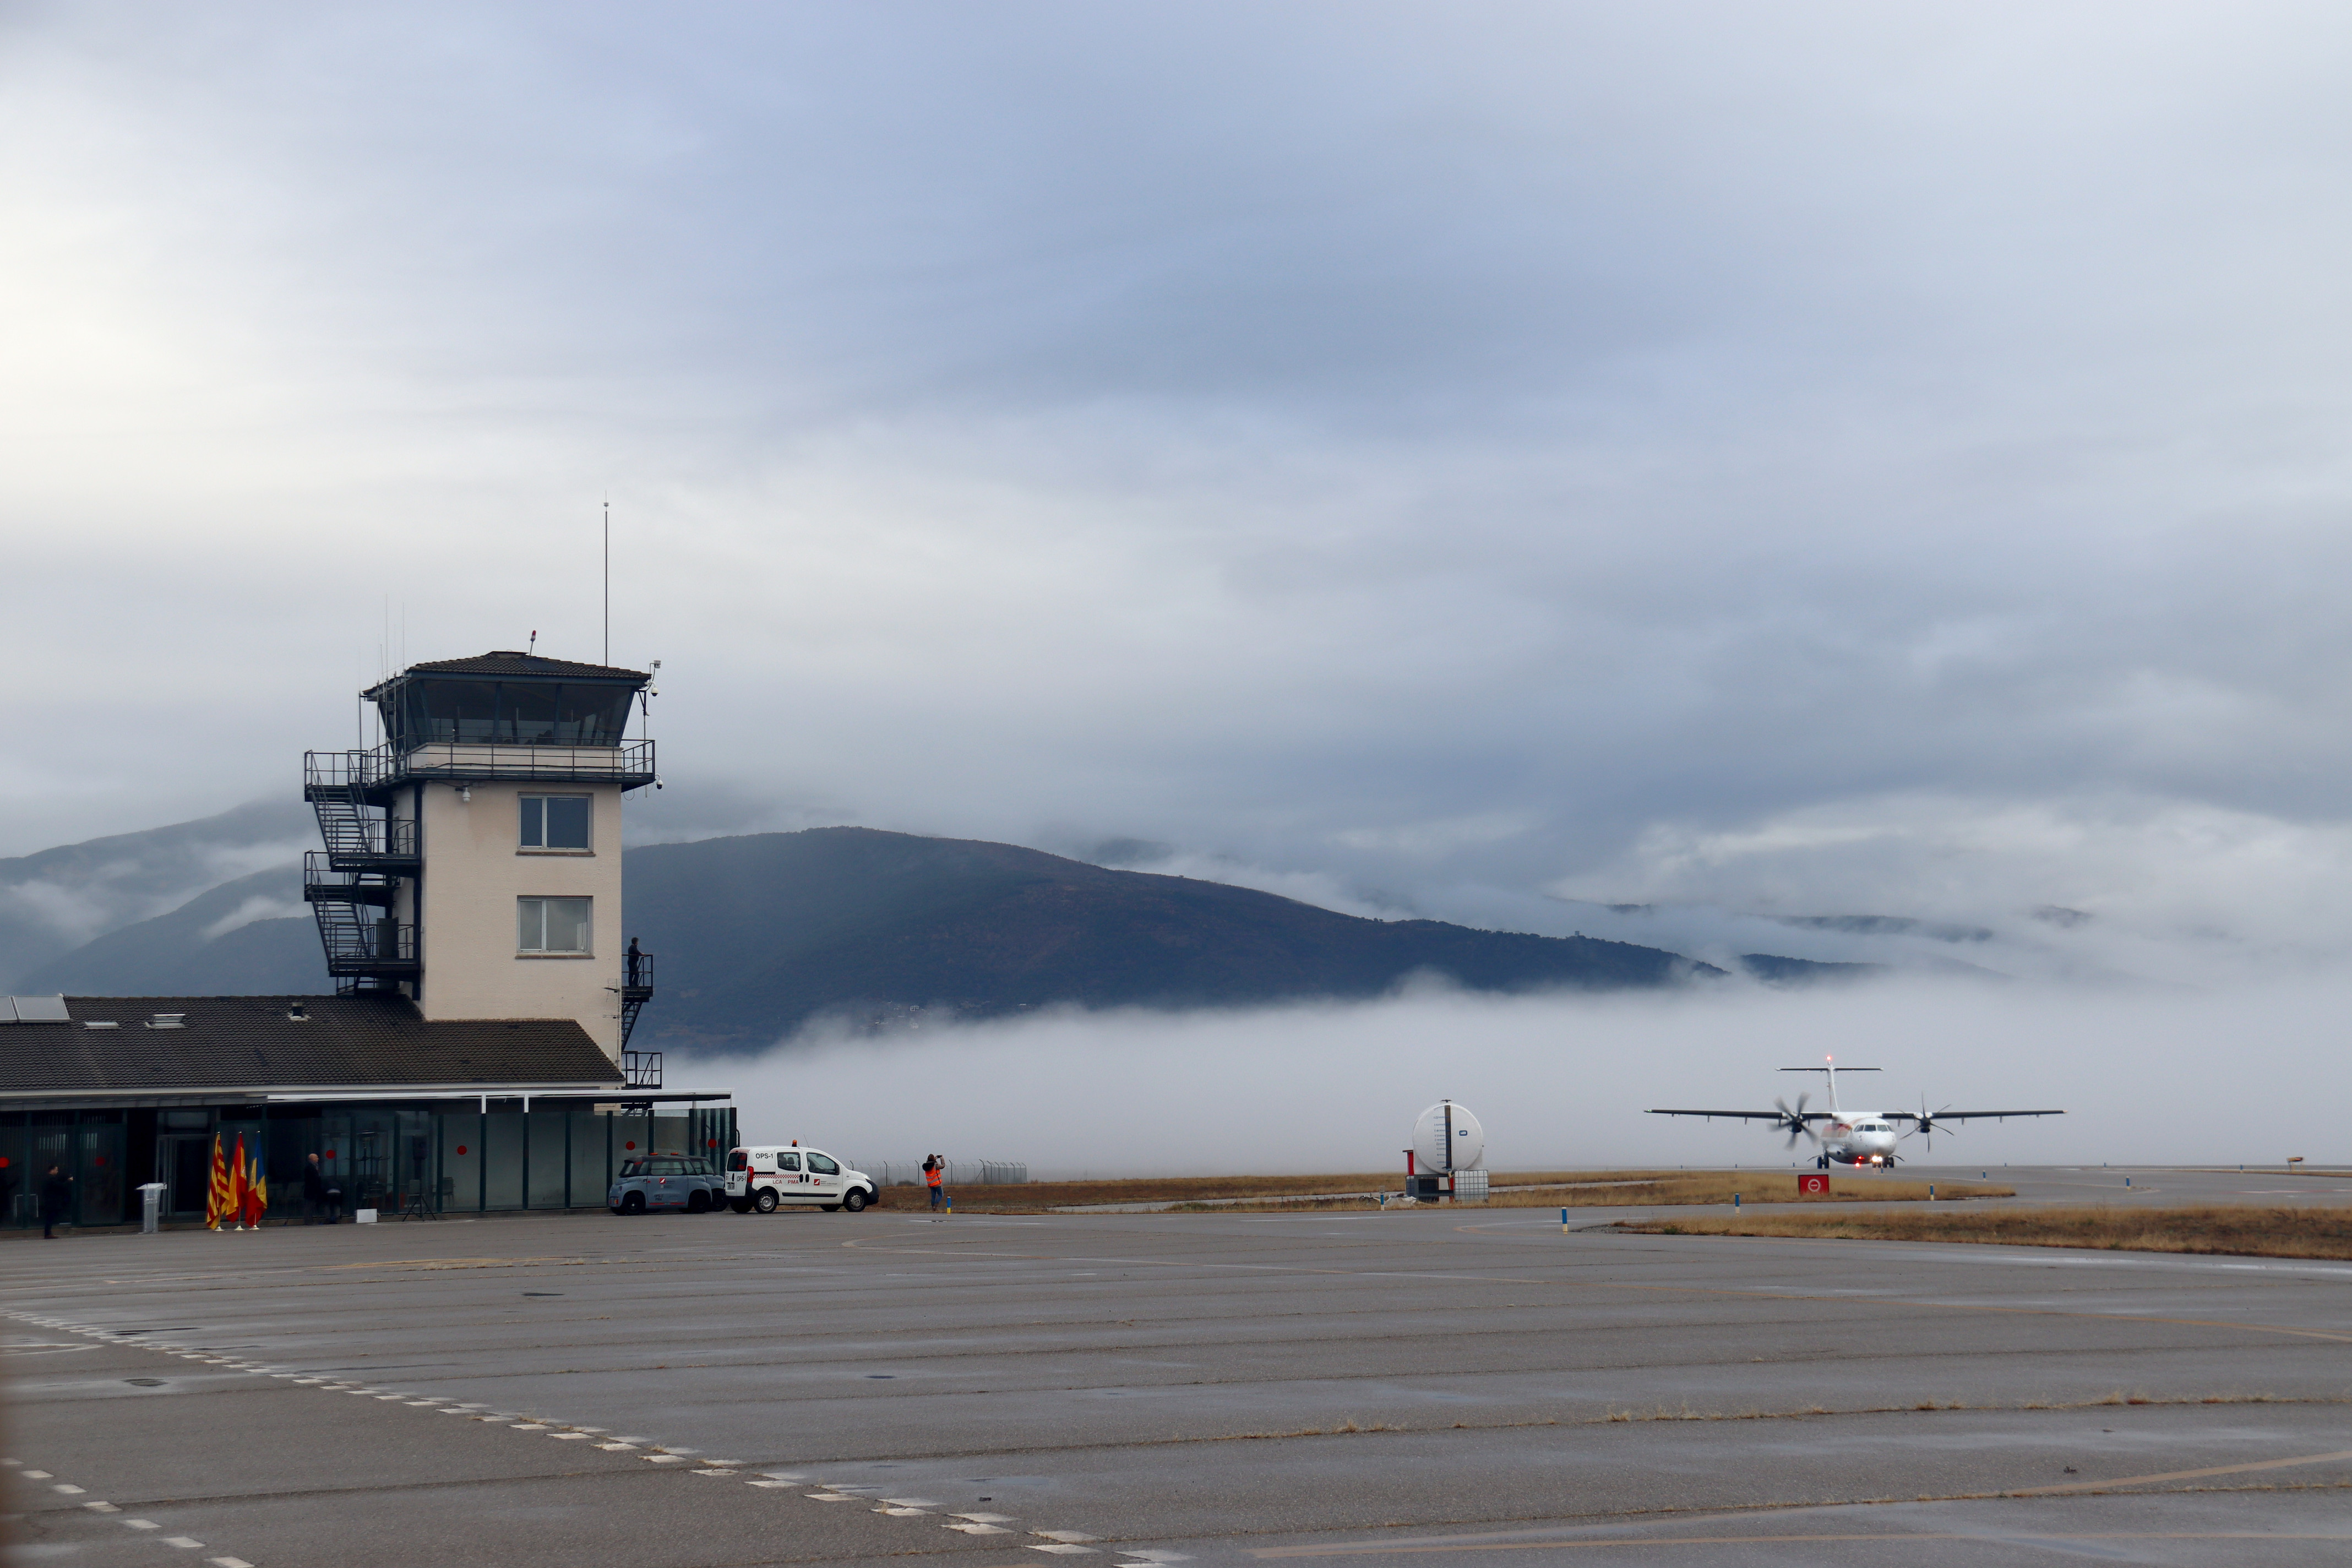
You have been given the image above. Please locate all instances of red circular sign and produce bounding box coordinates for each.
[456,1145,469,1156]
[325,1149,336,1158]
[706,1139,716,1148]
[624,1140,636,1150]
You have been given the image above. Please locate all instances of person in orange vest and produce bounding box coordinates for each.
[922,1154,946,1211]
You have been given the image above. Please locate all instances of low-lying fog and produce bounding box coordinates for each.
[702,973,2348,1179]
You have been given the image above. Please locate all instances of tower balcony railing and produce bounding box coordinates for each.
[317,918,420,977]
[307,740,656,796]
[302,851,402,905]
[307,816,421,869]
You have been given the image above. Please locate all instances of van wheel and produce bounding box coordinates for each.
[754,1189,778,1214]
[622,1192,646,1215]
[729,1197,752,1214]
[842,1189,868,1213]
[686,1191,709,1213]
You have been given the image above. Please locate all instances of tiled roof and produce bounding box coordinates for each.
[398,652,649,681]
[0,995,624,1096]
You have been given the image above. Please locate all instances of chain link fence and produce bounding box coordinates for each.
[870,1159,1030,1187]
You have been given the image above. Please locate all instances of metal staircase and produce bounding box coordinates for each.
[303,750,422,995]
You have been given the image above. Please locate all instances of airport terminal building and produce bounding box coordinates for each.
[0,652,734,1229]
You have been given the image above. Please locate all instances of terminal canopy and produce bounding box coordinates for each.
[366,652,648,750]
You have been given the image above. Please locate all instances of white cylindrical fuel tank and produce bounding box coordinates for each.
[1411,1100,1485,1172]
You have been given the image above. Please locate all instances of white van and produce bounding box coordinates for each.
[725,1145,880,1213]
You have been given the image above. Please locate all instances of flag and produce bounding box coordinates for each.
[205,1134,231,1230]
[244,1146,268,1228]
[226,1134,250,1230]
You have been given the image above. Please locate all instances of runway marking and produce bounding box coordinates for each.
[2001,1446,2352,1495]
[1256,1531,2352,1556]
[837,1237,2352,1346]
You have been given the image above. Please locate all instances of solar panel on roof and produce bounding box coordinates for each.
[8,995,71,1023]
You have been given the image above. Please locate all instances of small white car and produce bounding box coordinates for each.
[725,1145,879,1213]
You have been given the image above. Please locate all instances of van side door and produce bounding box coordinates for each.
[804,1150,846,1205]
[772,1150,804,1202]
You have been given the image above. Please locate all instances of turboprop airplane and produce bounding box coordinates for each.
[1648,1058,2063,1168]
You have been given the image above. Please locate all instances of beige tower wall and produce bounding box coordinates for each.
[413,780,626,1058]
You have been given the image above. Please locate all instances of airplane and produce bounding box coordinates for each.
[1648,1058,2063,1168]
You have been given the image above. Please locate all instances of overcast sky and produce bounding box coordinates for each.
[8,3,2352,984]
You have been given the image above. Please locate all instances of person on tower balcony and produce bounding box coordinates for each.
[625,938,643,988]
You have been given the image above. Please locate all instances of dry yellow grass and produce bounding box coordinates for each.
[1183,1173,2012,1212]
[1610,1202,2352,1260]
[864,1169,2010,1213]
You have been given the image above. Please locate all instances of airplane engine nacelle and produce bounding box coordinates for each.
[1412,1100,1485,1172]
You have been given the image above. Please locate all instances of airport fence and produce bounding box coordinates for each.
[871,1159,1030,1187]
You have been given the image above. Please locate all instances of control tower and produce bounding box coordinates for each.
[302,652,656,1059]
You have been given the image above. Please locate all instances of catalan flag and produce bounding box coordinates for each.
[205,1134,231,1230]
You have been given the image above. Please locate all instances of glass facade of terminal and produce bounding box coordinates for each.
[0,1102,737,1227]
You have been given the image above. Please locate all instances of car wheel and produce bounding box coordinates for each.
[622,1191,646,1215]
[687,1190,709,1213]
[728,1197,752,1214]
[842,1188,868,1213]
[754,1189,779,1214]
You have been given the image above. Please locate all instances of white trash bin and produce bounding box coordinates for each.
[137,1182,169,1234]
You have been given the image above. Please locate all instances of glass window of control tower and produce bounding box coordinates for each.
[520,795,591,850]
[518,896,591,953]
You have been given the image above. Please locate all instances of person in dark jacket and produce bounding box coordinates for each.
[301,1152,342,1224]
[39,1164,72,1239]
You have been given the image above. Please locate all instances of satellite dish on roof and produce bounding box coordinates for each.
[1411,1100,1484,1172]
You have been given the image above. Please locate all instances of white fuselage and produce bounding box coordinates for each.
[1821,1113,1901,1165]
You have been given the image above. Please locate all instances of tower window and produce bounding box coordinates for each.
[520,795,591,850]
[518,896,592,954]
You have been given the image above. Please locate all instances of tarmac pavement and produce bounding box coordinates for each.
[6,1166,2349,1566]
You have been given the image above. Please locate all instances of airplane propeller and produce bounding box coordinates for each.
[1905,1097,1957,1151]
[1773,1093,1816,1149]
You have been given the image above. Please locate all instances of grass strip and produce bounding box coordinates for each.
[872,1170,2011,1213]
[1610,1202,2352,1260]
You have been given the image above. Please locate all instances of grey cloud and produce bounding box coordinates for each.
[7,3,2352,993]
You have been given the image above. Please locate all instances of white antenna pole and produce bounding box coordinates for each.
[603,497,610,665]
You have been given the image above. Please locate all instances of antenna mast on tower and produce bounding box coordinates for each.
[603,497,611,665]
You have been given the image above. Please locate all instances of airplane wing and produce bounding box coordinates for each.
[1648,1108,1825,1121]
[1888,1109,2064,1123]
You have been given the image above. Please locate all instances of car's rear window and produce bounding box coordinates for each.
[618,1159,646,1178]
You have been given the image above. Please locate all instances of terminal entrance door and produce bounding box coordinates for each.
[163,1135,212,1216]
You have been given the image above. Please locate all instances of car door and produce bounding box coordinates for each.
[771,1150,804,1202]
[650,1158,687,1209]
[803,1150,846,1205]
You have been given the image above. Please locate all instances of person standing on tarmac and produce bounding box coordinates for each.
[923,1154,946,1211]
[39,1163,73,1239]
